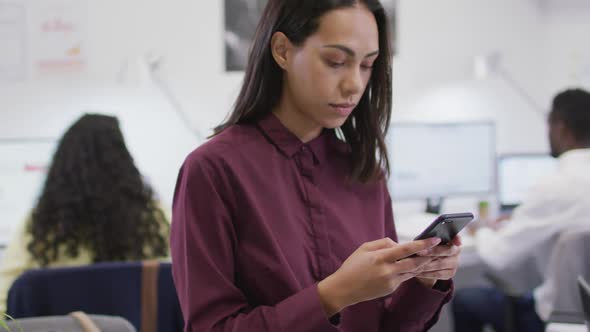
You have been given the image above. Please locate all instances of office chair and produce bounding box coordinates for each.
[579,275,590,330]
[6,261,183,332]
[485,227,590,331]
[4,312,136,332]
[539,229,590,325]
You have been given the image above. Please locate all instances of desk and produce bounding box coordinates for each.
[546,322,588,332]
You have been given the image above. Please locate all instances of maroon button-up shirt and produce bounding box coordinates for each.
[171,113,452,332]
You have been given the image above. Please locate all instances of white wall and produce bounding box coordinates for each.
[1,0,589,228]
[393,0,550,155]
[541,7,590,95]
[85,0,243,132]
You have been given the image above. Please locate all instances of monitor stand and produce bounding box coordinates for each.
[425,197,443,215]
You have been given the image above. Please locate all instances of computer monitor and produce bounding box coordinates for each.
[497,153,557,211]
[388,122,495,209]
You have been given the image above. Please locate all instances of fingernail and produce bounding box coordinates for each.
[431,238,442,245]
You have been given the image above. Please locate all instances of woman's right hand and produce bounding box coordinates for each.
[317,237,442,317]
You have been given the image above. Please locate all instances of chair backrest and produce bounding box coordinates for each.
[5,313,136,332]
[483,228,563,297]
[6,261,183,332]
[579,276,590,328]
[535,227,590,323]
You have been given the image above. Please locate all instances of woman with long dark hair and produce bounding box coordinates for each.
[0,113,169,313]
[171,1,461,331]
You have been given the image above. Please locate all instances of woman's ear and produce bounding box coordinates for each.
[271,32,292,70]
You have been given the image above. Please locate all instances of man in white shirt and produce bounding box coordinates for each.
[452,88,590,332]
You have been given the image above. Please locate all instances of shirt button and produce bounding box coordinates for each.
[300,146,307,152]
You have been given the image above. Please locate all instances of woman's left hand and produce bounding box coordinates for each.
[414,236,462,287]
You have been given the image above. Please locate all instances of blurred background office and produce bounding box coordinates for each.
[1,0,590,331]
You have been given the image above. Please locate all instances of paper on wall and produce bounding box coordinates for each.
[0,1,26,83]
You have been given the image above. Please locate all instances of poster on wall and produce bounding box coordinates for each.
[224,0,397,72]
[0,1,26,83]
[29,0,87,76]
[0,139,55,245]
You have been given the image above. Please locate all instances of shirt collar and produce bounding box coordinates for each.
[256,113,333,163]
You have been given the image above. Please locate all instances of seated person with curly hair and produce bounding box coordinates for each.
[0,113,170,314]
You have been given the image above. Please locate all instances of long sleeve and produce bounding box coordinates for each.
[170,155,339,332]
[0,220,36,315]
[380,189,453,332]
[474,178,576,272]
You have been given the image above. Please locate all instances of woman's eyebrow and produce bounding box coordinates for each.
[323,44,379,58]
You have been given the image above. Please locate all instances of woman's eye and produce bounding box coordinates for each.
[361,64,374,70]
[326,60,345,68]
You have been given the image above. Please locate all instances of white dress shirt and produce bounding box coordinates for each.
[474,148,590,318]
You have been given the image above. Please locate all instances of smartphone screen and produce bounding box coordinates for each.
[414,212,474,244]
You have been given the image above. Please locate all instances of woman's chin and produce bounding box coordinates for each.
[321,116,349,130]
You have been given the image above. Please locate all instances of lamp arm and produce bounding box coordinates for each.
[496,66,546,118]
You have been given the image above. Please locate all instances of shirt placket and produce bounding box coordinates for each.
[296,145,334,281]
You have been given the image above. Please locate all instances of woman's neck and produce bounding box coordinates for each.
[273,95,322,143]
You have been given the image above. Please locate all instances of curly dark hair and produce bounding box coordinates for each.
[27,113,169,267]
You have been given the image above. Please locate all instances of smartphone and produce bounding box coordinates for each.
[413,212,474,244]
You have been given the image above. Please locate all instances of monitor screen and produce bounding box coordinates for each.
[497,154,557,208]
[388,122,495,200]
